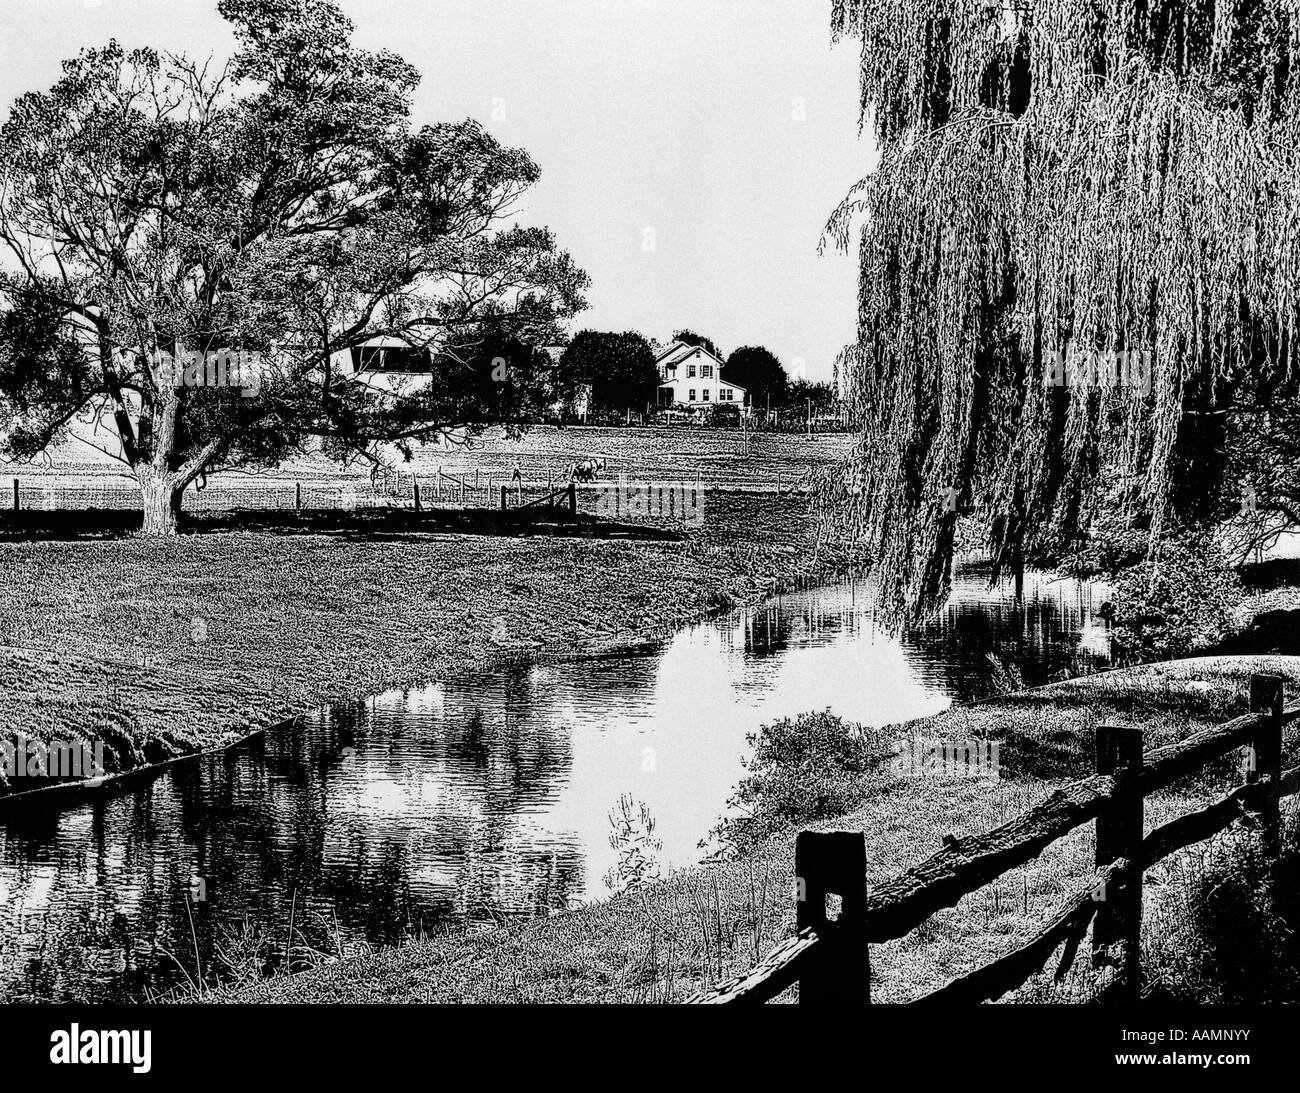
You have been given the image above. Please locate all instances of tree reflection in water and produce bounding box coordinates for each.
[0,571,1109,1001]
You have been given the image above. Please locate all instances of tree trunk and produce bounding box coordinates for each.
[139,473,182,536]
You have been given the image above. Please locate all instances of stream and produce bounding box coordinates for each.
[0,568,1111,1001]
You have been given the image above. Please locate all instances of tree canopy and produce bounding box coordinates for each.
[0,0,587,533]
[724,345,790,408]
[558,330,659,413]
[672,329,722,359]
[432,326,555,426]
[823,0,1300,624]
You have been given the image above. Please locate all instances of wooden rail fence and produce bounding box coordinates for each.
[6,472,580,514]
[500,481,577,514]
[8,466,824,513]
[689,673,1298,1005]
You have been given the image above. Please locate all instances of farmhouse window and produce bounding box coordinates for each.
[702,389,710,400]
[689,389,697,401]
[688,364,697,377]
[702,365,713,377]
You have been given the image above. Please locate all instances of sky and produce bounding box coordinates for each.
[0,0,877,383]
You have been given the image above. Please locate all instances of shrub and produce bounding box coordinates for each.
[705,710,882,856]
[1112,531,1243,661]
[707,403,742,428]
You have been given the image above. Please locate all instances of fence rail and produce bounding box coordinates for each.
[688,673,1297,1005]
[6,476,417,513]
[4,463,817,516]
[3,474,584,515]
[501,481,577,514]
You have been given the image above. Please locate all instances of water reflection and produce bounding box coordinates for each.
[0,569,1109,1001]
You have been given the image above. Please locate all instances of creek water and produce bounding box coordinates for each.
[0,568,1111,1001]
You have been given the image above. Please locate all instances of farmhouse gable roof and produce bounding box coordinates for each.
[655,339,726,372]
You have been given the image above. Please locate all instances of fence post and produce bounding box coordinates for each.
[795,830,868,1005]
[413,480,421,512]
[568,481,576,515]
[294,482,301,511]
[1248,673,1285,856]
[12,478,17,512]
[1093,724,1143,999]
[501,485,507,511]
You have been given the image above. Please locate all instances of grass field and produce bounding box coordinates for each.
[213,654,1300,1004]
[7,425,856,513]
[10,422,1294,1004]
[0,491,832,795]
[1,426,852,792]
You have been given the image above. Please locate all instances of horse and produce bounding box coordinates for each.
[568,456,606,483]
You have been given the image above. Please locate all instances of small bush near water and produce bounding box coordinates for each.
[705,710,888,856]
[1111,532,1244,662]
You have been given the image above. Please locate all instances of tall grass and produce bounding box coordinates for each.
[1142,806,1300,1003]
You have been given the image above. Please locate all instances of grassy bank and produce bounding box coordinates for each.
[0,491,829,794]
[213,654,1300,1004]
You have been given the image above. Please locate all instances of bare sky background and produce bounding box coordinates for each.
[0,0,876,382]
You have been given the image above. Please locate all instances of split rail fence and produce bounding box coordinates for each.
[8,471,577,515]
[689,673,1299,1005]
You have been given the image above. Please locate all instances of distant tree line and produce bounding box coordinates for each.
[529,326,843,426]
[348,324,842,429]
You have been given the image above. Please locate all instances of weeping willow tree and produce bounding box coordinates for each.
[821,0,1300,625]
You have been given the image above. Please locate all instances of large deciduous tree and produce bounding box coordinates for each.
[723,345,789,408]
[0,0,587,534]
[822,0,1300,625]
[557,330,659,414]
[434,322,557,425]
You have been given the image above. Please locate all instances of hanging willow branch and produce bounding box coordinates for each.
[822,0,1300,626]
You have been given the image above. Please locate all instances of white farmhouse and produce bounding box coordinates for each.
[654,340,747,412]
